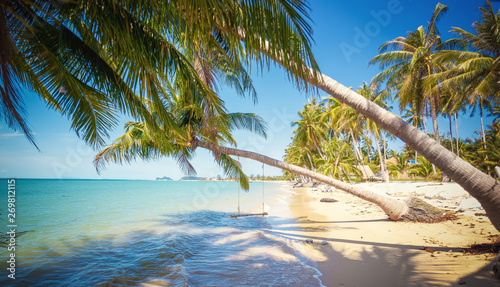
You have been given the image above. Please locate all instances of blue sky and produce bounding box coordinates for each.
[0,0,497,180]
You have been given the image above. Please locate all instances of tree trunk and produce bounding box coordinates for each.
[454,112,459,157]
[350,129,369,179]
[300,69,500,231]
[250,37,500,231]
[480,100,491,176]
[194,138,452,222]
[374,132,389,183]
[430,99,441,176]
[449,114,454,154]
[422,113,428,136]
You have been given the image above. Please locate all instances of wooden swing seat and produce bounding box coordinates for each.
[230,212,268,218]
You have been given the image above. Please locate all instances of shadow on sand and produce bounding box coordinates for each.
[266,217,500,287]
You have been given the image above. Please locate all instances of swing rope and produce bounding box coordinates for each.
[230,160,268,218]
[262,163,265,214]
[237,157,241,216]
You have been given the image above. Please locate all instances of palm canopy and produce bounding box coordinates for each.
[1,0,318,148]
[432,0,500,104]
[291,98,326,151]
[369,3,460,115]
[94,94,267,190]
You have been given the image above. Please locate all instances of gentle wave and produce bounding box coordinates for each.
[0,180,323,286]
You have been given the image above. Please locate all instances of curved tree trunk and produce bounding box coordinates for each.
[307,70,500,231]
[247,34,500,231]
[194,138,452,222]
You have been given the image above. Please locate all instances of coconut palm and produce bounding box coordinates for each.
[356,82,391,181]
[369,3,460,177]
[291,98,327,156]
[97,92,453,223]
[257,33,500,230]
[432,0,500,159]
[322,95,367,171]
[387,152,411,178]
[9,1,500,230]
[1,0,318,148]
[314,138,360,181]
[434,0,500,101]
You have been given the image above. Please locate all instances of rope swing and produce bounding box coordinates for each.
[230,160,268,218]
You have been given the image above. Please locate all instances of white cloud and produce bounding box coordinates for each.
[0,131,35,137]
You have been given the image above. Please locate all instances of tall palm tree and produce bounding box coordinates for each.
[433,0,500,175]
[369,3,458,177]
[356,82,391,181]
[243,3,500,231]
[291,98,327,160]
[314,138,359,181]
[434,0,500,102]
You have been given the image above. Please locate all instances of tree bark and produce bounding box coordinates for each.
[430,99,441,176]
[480,100,491,176]
[449,114,454,154]
[374,132,389,183]
[454,112,459,157]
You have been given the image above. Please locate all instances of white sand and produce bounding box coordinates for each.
[272,181,500,286]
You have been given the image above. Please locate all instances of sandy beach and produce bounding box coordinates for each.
[271,181,500,286]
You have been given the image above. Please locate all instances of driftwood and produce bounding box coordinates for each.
[320,198,338,203]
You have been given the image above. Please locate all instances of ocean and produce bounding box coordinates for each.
[0,179,324,286]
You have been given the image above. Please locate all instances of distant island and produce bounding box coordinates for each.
[155,176,173,181]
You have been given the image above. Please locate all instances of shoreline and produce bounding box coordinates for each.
[281,181,500,286]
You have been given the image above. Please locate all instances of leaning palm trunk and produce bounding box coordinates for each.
[193,138,451,222]
[250,34,500,230]
[306,70,500,231]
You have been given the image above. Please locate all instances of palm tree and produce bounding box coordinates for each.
[1,0,318,148]
[356,82,391,181]
[256,27,500,231]
[322,94,368,176]
[369,3,459,177]
[96,94,452,223]
[291,98,327,163]
[387,152,411,178]
[434,0,500,102]
[314,138,359,181]
[8,1,500,230]
[432,0,500,175]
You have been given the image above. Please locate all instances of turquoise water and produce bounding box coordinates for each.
[0,179,323,286]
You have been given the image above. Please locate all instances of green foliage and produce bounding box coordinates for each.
[408,156,436,179]
[2,0,318,149]
[284,82,388,181]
